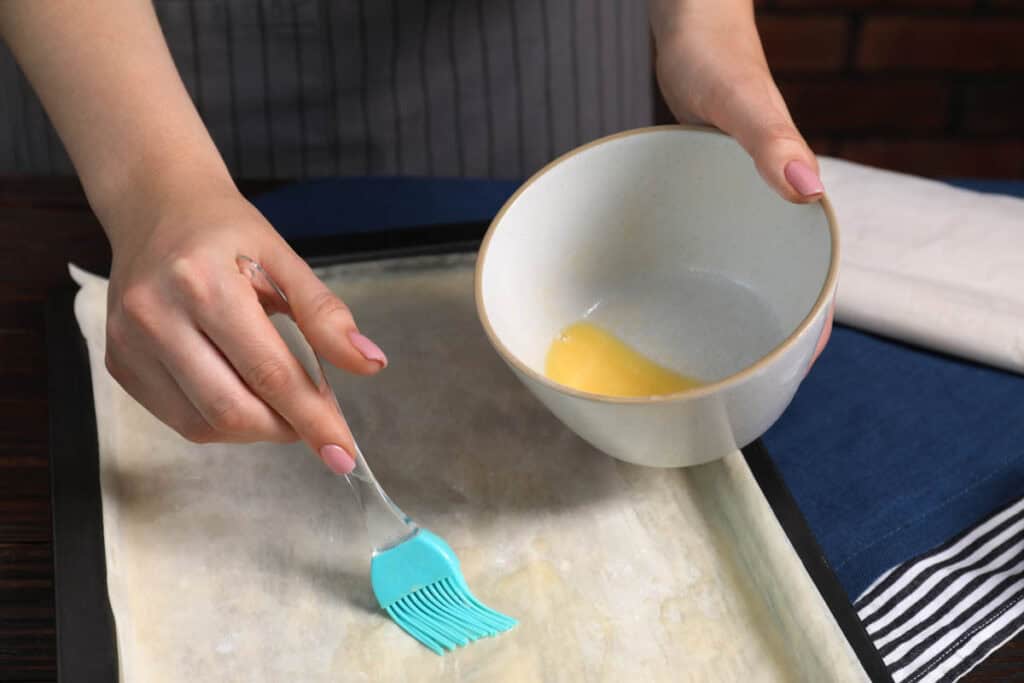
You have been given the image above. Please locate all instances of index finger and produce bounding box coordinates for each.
[196,273,357,474]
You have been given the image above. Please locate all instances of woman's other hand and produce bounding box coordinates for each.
[650,0,825,203]
[103,181,386,474]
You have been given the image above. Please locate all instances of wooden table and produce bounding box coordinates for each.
[1,177,1021,682]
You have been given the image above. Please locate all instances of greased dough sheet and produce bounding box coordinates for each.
[70,255,867,682]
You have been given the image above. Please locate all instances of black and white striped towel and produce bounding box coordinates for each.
[856,496,1024,682]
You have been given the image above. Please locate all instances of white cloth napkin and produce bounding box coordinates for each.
[819,157,1024,374]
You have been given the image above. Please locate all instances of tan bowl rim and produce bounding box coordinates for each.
[474,124,840,404]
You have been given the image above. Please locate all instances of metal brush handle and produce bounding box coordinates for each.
[237,256,418,553]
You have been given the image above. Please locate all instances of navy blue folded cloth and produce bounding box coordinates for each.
[252,177,1024,602]
[254,177,518,237]
[765,179,1024,599]
[764,325,1024,598]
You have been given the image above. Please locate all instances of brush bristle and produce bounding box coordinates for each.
[384,576,517,655]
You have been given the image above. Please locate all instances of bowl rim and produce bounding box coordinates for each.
[474,124,840,404]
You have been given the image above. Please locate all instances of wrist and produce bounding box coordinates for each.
[650,0,755,52]
[91,148,238,251]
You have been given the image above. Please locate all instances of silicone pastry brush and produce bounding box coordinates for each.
[238,256,517,654]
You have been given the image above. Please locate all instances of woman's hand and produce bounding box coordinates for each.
[1,2,385,472]
[651,0,833,367]
[103,180,385,474]
[650,0,825,203]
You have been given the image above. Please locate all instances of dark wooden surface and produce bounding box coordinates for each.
[0,177,1021,682]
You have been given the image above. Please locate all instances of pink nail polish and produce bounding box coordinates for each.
[784,160,825,197]
[349,331,388,368]
[319,444,356,475]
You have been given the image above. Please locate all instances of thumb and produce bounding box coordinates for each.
[257,244,388,375]
[705,72,824,204]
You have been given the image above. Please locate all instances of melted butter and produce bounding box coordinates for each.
[544,321,702,398]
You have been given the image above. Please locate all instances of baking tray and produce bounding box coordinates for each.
[46,223,891,682]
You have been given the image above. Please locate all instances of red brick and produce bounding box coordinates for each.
[857,18,1024,71]
[962,81,1024,134]
[757,15,851,72]
[836,138,1024,177]
[778,79,952,133]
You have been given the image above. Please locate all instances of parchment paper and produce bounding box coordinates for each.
[821,156,1024,374]
[70,255,867,682]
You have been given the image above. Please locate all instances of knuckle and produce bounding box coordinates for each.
[118,284,165,337]
[105,317,129,349]
[168,255,216,307]
[269,429,300,444]
[702,79,734,120]
[763,121,802,146]
[308,289,352,323]
[750,122,808,175]
[103,351,123,379]
[205,393,251,434]
[119,285,153,323]
[180,418,217,444]
[298,409,347,446]
[704,69,761,120]
[245,357,293,396]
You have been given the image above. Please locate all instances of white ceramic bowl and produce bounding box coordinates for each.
[475,126,839,467]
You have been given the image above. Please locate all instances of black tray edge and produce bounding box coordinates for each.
[743,441,892,682]
[46,289,119,683]
[46,225,891,682]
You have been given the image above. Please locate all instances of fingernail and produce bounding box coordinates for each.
[319,444,356,475]
[784,160,825,197]
[349,331,388,368]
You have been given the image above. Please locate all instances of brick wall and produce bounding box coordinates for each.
[754,2,1024,178]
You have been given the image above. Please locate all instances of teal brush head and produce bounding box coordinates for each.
[371,529,517,654]
[236,257,516,657]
